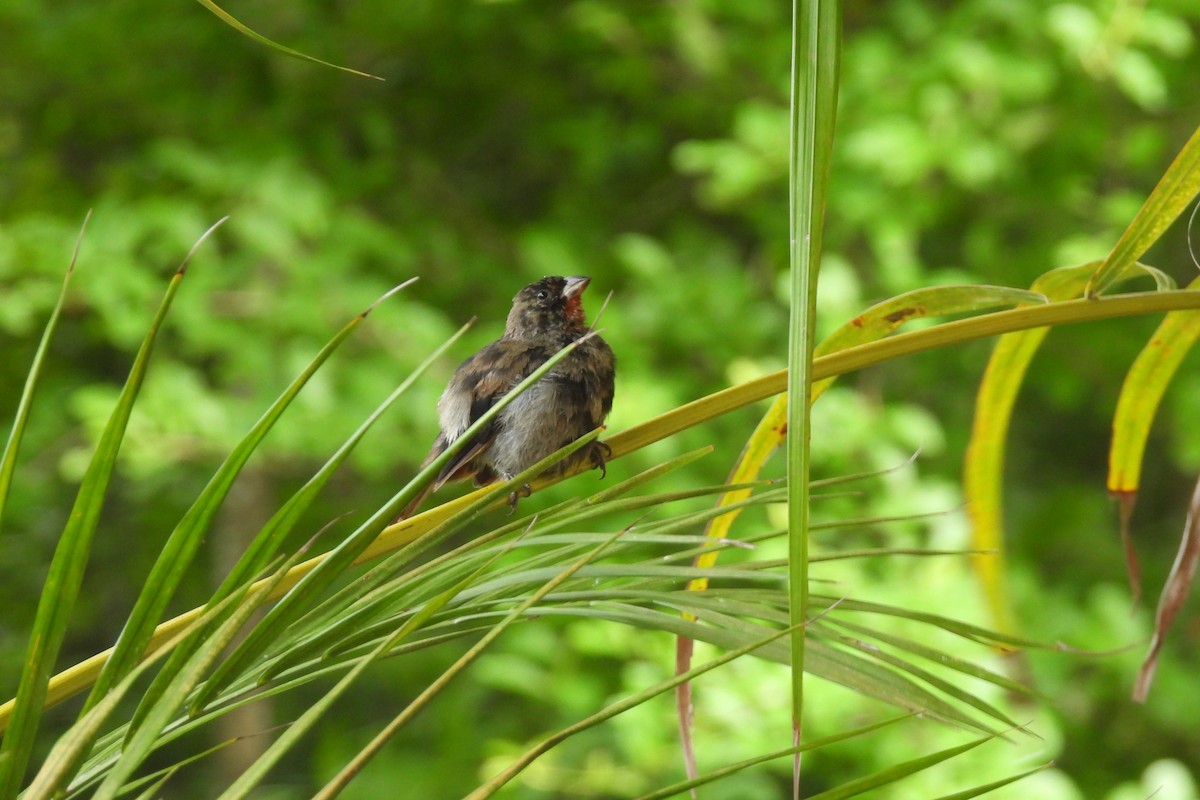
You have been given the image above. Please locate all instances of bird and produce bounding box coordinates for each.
[399,275,616,518]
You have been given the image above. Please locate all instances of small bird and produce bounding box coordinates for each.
[400,276,616,518]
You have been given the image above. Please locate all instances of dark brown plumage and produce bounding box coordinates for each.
[400,276,615,518]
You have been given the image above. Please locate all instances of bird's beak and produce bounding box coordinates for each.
[562,276,591,299]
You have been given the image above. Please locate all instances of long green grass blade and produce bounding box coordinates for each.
[813,284,1047,400]
[85,279,418,718]
[124,296,458,735]
[0,213,85,543]
[805,733,996,799]
[192,0,381,80]
[305,530,579,798]
[786,1,840,790]
[1108,274,1200,600]
[930,763,1051,800]
[261,448,712,681]
[823,618,1036,698]
[94,542,316,799]
[463,622,803,800]
[22,591,244,799]
[222,312,465,598]
[254,442,601,682]
[1109,286,1200,488]
[634,715,912,800]
[1087,123,1200,296]
[0,222,213,799]
[821,630,1020,727]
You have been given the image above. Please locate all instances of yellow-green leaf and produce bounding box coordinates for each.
[1087,123,1200,296]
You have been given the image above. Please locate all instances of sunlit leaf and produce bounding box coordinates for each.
[1087,123,1200,296]
[1108,275,1200,600]
[0,222,214,798]
[0,213,85,543]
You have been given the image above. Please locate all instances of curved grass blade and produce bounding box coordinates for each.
[209,535,519,797]
[16,287,1200,726]
[84,279,418,718]
[463,623,801,800]
[822,617,1036,699]
[22,589,246,799]
[73,742,238,800]
[929,763,1052,800]
[193,0,382,80]
[513,604,993,732]
[813,284,1048,399]
[224,432,599,695]
[1134,473,1200,702]
[230,525,624,799]
[263,449,712,681]
[810,596,1050,650]
[1108,275,1200,600]
[635,714,912,800]
[0,222,212,799]
[125,304,462,735]
[255,443,604,681]
[964,263,1098,634]
[0,212,85,543]
[803,732,1000,800]
[92,538,320,800]
[965,264,1180,631]
[821,629,1020,728]
[220,299,459,598]
[1087,123,1200,297]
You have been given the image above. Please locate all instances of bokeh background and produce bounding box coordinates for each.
[3,0,1200,796]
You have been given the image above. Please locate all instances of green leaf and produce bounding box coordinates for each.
[814,284,1048,399]
[22,590,245,799]
[786,0,842,765]
[634,715,912,800]
[464,622,802,800]
[94,541,316,799]
[805,732,997,799]
[929,763,1052,800]
[122,288,452,735]
[1109,279,1200,495]
[0,221,212,799]
[1087,123,1200,296]
[0,213,84,543]
[87,279,418,722]
[193,0,383,81]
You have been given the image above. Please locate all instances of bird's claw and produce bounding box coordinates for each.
[507,483,533,514]
[590,441,613,479]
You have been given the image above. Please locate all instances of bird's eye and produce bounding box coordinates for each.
[536,290,548,300]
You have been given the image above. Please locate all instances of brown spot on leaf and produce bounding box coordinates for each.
[884,307,922,324]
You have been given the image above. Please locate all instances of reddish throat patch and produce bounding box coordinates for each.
[564,294,586,324]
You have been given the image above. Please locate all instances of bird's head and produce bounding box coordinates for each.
[505,276,592,338]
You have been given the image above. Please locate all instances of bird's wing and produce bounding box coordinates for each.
[433,341,548,489]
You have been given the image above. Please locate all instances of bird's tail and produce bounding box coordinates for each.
[393,481,436,523]
[392,435,447,523]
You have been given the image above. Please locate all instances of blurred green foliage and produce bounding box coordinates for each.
[3,0,1200,796]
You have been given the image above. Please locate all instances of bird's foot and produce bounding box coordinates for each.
[507,483,533,514]
[590,441,613,479]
